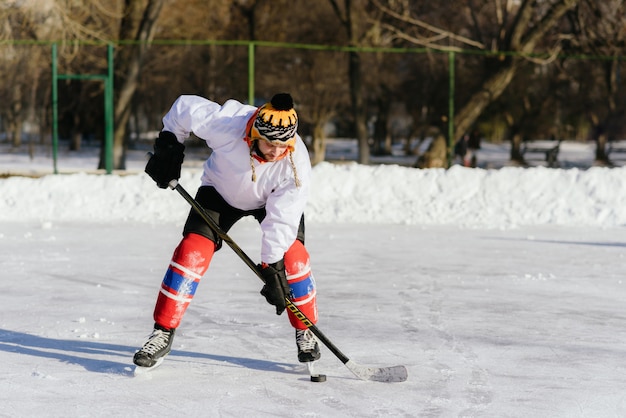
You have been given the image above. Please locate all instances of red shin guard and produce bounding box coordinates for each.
[153,233,215,329]
[284,240,318,329]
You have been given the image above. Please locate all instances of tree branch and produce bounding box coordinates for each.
[372,0,486,49]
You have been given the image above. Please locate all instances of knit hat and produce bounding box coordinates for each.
[250,93,298,151]
[246,93,301,187]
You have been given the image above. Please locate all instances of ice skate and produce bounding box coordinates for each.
[295,328,320,363]
[133,324,175,368]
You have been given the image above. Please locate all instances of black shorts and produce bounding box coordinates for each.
[183,185,305,250]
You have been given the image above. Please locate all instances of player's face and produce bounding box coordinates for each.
[257,139,289,161]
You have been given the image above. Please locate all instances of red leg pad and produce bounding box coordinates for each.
[284,240,318,329]
[154,233,215,329]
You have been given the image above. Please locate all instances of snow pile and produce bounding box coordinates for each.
[1,162,625,228]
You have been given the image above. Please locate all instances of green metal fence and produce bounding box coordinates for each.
[51,43,114,174]
[1,39,623,172]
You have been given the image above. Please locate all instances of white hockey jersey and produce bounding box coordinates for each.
[162,95,311,264]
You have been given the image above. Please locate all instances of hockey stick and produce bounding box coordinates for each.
[167,179,408,383]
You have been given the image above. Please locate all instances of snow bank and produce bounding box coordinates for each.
[1,162,625,228]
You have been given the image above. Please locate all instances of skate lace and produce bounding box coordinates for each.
[141,329,170,355]
[296,329,317,351]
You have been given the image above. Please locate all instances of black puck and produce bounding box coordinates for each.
[310,374,327,382]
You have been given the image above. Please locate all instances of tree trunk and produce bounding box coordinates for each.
[454,61,519,141]
[311,120,327,165]
[510,133,525,164]
[593,59,621,166]
[99,0,165,170]
[595,134,609,163]
[349,51,369,164]
[10,119,23,148]
[373,94,391,155]
[9,89,23,147]
[330,0,370,165]
[70,112,81,151]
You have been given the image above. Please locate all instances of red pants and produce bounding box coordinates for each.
[153,233,317,330]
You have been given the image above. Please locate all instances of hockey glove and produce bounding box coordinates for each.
[259,259,290,315]
[145,131,185,189]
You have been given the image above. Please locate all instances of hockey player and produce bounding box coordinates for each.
[134,93,320,368]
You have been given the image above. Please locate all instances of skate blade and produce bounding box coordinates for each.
[133,357,164,376]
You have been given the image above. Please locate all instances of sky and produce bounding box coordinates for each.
[1,140,626,417]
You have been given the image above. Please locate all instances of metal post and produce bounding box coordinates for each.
[104,43,114,174]
[448,51,455,166]
[50,43,115,174]
[248,42,255,105]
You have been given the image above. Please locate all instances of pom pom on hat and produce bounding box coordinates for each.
[271,93,294,110]
[251,93,298,147]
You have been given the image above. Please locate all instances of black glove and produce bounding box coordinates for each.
[145,131,185,189]
[259,259,290,315]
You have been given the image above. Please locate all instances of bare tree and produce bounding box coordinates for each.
[102,0,165,170]
[297,50,350,165]
[0,4,55,148]
[375,0,581,164]
[0,1,117,151]
[565,0,626,165]
[3,0,624,172]
[252,1,350,164]
[328,0,372,164]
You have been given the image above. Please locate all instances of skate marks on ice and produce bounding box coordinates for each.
[399,277,494,416]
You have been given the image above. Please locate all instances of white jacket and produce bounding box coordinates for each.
[162,95,311,264]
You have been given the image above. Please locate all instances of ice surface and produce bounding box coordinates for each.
[1,142,625,417]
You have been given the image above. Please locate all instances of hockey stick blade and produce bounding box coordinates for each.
[345,360,408,383]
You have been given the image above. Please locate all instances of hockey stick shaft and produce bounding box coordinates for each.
[168,180,407,382]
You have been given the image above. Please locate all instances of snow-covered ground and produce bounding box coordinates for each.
[1,139,626,417]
